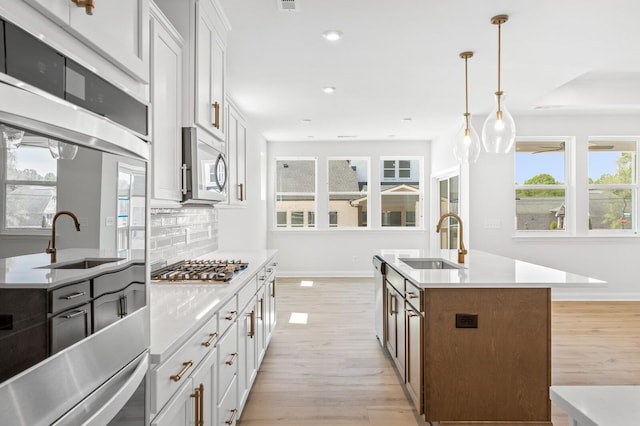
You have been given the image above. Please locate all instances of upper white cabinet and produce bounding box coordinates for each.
[154,0,229,143]
[225,100,248,206]
[150,3,183,207]
[23,0,149,82]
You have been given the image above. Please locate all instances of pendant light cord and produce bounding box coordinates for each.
[464,55,470,131]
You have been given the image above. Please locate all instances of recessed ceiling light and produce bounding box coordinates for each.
[301,119,312,123]
[402,118,413,122]
[322,30,343,42]
[388,134,396,138]
[307,135,314,138]
[323,86,336,94]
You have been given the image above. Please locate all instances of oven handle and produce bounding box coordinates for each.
[51,351,149,426]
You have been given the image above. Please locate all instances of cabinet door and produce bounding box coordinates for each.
[225,103,247,205]
[192,349,217,426]
[256,286,266,364]
[93,291,123,332]
[25,0,149,80]
[151,378,193,426]
[238,300,257,409]
[385,284,397,358]
[49,302,92,354]
[150,9,183,204]
[235,115,247,203]
[406,304,424,414]
[268,277,277,335]
[195,0,225,141]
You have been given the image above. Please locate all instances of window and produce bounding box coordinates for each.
[329,211,338,227]
[588,140,637,231]
[515,140,567,231]
[2,132,57,233]
[328,158,368,228]
[275,158,316,228]
[380,157,421,227]
[307,211,315,227]
[438,175,459,249]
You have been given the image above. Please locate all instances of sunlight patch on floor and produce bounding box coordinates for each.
[288,312,308,324]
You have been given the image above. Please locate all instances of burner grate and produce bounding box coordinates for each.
[151,259,248,283]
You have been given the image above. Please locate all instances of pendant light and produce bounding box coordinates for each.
[453,51,481,164]
[482,14,516,154]
[1,124,25,150]
[48,139,78,160]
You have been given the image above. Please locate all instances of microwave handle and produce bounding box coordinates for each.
[181,164,187,194]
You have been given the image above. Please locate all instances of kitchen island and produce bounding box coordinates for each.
[374,248,605,426]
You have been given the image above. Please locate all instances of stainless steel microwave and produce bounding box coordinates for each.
[182,127,228,203]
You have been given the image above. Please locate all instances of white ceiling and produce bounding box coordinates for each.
[217,0,640,143]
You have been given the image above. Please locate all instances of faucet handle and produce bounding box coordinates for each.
[45,240,54,253]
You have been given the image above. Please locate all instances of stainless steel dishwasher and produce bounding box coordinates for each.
[373,256,386,347]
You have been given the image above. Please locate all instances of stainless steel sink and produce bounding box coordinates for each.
[399,258,465,270]
[42,258,124,269]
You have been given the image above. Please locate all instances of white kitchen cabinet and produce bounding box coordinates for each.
[238,296,257,410]
[191,347,217,426]
[150,378,193,426]
[154,0,228,142]
[150,3,184,207]
[256,285,266,364]
[266,264,277,338]
[22,0,149,81]
[225,100,248,206]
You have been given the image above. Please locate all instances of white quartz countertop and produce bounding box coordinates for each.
[376,248,606,289]
[0,248,144,289]
[550,386,640,426]
[150,249,277,364]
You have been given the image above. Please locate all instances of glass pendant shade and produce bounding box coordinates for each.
[48,139,78,160]
[453,116,481,164]
[481,92,516,153]
[1,125,25,150]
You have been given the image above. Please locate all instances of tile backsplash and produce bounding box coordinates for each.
[150,207,218,266]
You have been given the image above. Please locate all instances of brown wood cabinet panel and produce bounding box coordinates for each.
[425,288,551,423]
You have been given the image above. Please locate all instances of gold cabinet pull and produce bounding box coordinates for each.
[224,310,237,321]
[191,383,204,426]
[238,183,244,201]
[258,298,264,320]
[225,408,238,425]
[202,332,218,347]
[71,0,94,15]
[407,292,419,299]
[170,361,193,382]
[225,352,238,366]
[407,310,420,318]
[212,102,220,129]
[248,310,255,338]
[271,278,276,298]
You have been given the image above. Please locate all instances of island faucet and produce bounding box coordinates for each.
[435,213,467,264]
[46,211,81,263]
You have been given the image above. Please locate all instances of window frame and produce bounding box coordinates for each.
[327,157,370,229]
[274,157,317,230]
[587,137,638,234]
[514,137,572,235]
[1,135,58,236]
[379,156,423,229]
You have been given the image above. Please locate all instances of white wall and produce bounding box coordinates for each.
[267,139,430,276]
[217,127,268,250]
[468,114,640,300]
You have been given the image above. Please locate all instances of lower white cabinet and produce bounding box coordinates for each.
[151,254,277,425]
[151,378,193,426]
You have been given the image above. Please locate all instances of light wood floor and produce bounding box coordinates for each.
[238,278,640,426]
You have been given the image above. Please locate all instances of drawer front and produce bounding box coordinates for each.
[217,376,238,426]
[218,296,238,337]
[264,259,277,282]
[49,280,91,314]
[386,266,405,293]
[405,281,424,312]
[93,264,145,297]
[151,313,218,413]
[217,322,238,404]
[49,302,92,354]
[237,278,256,312]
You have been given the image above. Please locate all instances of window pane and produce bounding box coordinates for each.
[328,159,365,192]
[328,194,365,227]
[515,141,565,185]
[381,193,419,227]
[329,211,338,227]
[399,160,410,169]
[276,211,287,227]
[449,176,459,215]
[307,211,315,227]
[589,188,633,230]
[6,144,57,182]
[275,159,316,229]
[588,141,636,184]
[383,160,395,168]
[6,185,57,229]
[291,211,304,227]
[399,169,410,178]
[515,189,566,230]
[383,169,395,178]
[406,211,416,226]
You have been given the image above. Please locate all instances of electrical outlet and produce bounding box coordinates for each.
[455,313,478,328]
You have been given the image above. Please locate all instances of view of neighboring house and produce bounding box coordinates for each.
[275,158,420,228]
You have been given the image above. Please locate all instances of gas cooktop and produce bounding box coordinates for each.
[151,259,248,283]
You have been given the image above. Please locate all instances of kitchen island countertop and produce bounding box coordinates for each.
[377,248,606,289]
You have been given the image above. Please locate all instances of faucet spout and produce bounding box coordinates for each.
[435,213,467,264]
[46,211,81,263]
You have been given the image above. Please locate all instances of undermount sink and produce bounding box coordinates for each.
[399,258,465,270]
[42,258,124,270]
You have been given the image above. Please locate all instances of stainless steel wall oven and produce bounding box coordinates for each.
[0,13,150,426]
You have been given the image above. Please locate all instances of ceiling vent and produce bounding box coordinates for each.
[278,0,298,11]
